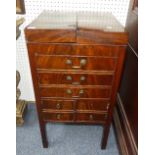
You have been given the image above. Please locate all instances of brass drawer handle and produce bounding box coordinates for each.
[80,58,87,66]
[72,82,80,85]
[56,114,61,120]
[72,66,81,69]
[56,102,61,109]
[72,59,87,69]
[66,75,85,85]
[66,59,72,65]
[79,89,84,95]
[66,75,80,85]
[66,89,72,95]
[66,58,87,69]
[80,76,86,81]
[66,75,72,81]
[89,114,94,120]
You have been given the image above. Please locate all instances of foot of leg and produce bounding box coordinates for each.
[40,122,48,148]
[101,125,110,149]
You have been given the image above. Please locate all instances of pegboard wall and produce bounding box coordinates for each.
[16,0,130,101]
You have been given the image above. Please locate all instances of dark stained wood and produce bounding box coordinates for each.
[39,86,111,98]
[37,69,114,75]
[119,46,138,142]
[27,43,121,57]
[75,113,107,123]
[77,29,128,45]
[126,12,138,53]
[26,34,48,148]
[25,11,128,149]
[41,99,74,111]
[35,55,117,71]
[42,98,110,112]
[113,1,138,155]
[113,94,138,155]
[43,112,74,122]
[25,29,76,43]
[38,72,114,85]
[101,35,127,149]
[76,99,110,112]
[108,44,126,122]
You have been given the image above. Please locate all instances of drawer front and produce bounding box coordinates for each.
[43,112,74,122]
[38,72,113,85]
[40,87,111,98]
[76,113,107,122]
[28,43,120,57]
[35,55,117,71]
[76,99,110,111]
[41,99,74,111]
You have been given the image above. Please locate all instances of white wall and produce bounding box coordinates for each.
[16,0,130,101]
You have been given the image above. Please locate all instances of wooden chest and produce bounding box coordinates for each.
[25,11,128,149]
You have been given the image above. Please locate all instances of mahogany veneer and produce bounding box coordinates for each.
[25,11,128,149]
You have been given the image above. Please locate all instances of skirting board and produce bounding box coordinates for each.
[113,93,138,155]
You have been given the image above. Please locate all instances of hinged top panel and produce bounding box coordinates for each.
[25,11,128,44]
[25,11,77,43]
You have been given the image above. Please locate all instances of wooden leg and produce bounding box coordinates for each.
[40,122,48,148]
[101,125,110,149]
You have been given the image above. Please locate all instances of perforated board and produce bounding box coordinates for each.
[16,0,130,101]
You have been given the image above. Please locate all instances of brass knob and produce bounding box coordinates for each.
[106,104,110,110]
[66,59,72,65]
[89,114,93,120]
[80,76,86,81]
[80,59,87,66]
[66,75,72,81]
[105,114,108,119]
[56,114,61,120]
[79,89,84,95]
[66,89,72,95]
[56,102,61,109]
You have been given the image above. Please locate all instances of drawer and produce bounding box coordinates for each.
[43,112,74,122]
[28,43,120,57]
[35,55,117,71]
[76,99,110,111]
[40,86,111,98]
[41,99,74,111]
[75,113,107,122]
[38,72,113,85]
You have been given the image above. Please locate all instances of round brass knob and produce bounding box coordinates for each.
[80,59,87,66]
[66,59,72,65]
[79,89,84,95]
[105,114,108,119]
[89,114,93,120]
[80,76,86,81]
[66,75,72,81]
[106,104,110,110]
[66,89,72,95]
[56,102,61,109]
[56,114,61,120]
